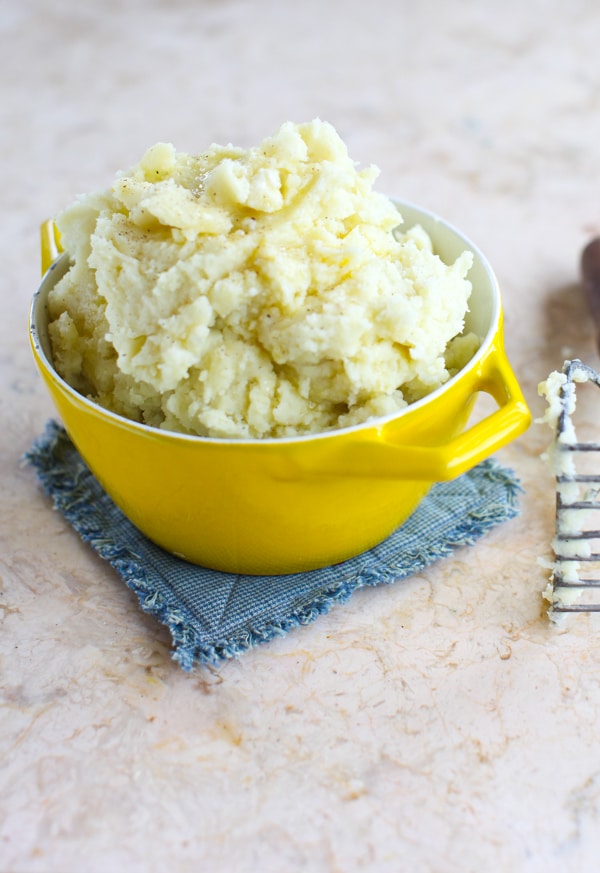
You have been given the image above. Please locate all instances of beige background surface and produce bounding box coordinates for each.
[3,1,600,871]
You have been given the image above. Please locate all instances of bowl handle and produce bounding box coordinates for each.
[411,342,531,480]
[41,220,63,275]
[299,340,530,482]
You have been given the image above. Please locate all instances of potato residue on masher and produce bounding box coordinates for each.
[47,120,478,439]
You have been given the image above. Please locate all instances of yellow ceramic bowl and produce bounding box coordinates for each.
[30,202,530,575]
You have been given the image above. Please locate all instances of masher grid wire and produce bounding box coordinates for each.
[550,359,600,613]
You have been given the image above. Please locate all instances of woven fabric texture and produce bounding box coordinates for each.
[26,421,522,670]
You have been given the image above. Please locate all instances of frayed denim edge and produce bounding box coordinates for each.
[224,460,521,667]
[24,421,521,671]
[24,422,213,670]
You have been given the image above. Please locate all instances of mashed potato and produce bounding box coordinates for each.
[47,120,476,439]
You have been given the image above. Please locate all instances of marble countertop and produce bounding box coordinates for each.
[4,0,600,870]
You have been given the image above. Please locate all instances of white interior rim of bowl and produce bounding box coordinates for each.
[30,203,502,446]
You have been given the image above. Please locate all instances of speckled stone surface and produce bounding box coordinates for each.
[3,1,600,870]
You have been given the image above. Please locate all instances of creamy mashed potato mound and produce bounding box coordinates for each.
[48,120,476,439]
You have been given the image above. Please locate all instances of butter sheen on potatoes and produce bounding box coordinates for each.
[48,120,476,439]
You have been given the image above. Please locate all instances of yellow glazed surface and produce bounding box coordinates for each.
[30,202,531,574]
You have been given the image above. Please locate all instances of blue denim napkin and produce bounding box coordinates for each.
[26,421,522,670]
